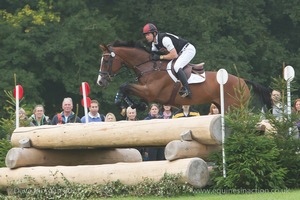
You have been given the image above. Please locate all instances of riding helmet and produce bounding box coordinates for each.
[143,23,158,34]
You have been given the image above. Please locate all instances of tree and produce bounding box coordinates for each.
[1,0,299,119]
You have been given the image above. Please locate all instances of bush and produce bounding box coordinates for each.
[209,96,287,190]
[268,113,300,189]
[6,173,195,199]
[0,138,12,167]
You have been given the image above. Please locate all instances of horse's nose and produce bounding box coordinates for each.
[97,75,104,87]
[97,80,104,87]
[97,79,108,88]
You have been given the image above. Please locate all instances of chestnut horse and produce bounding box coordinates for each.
[96,41,271,111]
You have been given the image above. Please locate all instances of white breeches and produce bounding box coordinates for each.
[173,44,196,73]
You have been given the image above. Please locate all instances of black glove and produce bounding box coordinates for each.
[151,54,160,61]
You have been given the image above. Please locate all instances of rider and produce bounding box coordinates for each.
[142,23,196,98]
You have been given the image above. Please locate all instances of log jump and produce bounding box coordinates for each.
[1,115,226,190]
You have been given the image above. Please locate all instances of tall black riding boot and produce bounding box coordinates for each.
[177,68,192,98]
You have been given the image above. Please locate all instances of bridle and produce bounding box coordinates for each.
[99,45,167,81]
[99,46,117,80]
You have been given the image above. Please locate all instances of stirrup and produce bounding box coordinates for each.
[179,88,192,98]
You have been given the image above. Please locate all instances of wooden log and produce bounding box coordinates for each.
[165,140,221,161]
[5,147,142,169]
[11,115,225,149]
[0,158,209,189]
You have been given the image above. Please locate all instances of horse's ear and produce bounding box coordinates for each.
[99,44,108,51]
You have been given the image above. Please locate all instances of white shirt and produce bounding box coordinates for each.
[152,34,175,52]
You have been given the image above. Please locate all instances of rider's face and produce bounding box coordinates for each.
[144,32,154,43]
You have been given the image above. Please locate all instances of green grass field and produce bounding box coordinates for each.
[93,189,299,200]
[1,189,299,199]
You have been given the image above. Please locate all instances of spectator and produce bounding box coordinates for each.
[29,104,50,126]
[19,108,27,120]
[126,106,138,121]
[208,103,219,115]
[144,103,162,120]
[261,89,287,121]
[18,108,32,127]
[81,100,105,123]
[293,98,300,138]
[162,104,173,119]
[293,98,300,114]
[105,112,117,122]
[144,103,164,161]
[51,97,81,125]
[125,106,147,159]
[172,105,200,118]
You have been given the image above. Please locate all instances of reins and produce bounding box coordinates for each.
[101,46,167,81]
[133,60,167,80]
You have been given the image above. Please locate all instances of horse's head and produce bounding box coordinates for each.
[96,44,124,88]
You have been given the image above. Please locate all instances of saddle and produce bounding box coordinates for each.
[171,61,205,79]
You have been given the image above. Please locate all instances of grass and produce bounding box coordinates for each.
[1,189,299,199]
[92,189,299,200]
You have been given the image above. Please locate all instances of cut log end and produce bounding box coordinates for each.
[184,158,209,188]
[180,130,193,141]
[5,148,20,169]
[19,138,31,148]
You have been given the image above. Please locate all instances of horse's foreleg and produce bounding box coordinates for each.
[115,90,135,107]
[115,83,140,109]
[117,83,150,111]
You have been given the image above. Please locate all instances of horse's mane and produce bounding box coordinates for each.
[112,40,151,53]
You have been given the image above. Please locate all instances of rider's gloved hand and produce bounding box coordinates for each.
[151,54,160,61]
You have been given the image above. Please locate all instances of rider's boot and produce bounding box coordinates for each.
[177,68,192,98]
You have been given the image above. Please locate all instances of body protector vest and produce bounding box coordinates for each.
[155,32,188,53]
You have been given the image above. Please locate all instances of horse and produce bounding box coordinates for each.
[96,40,271,112]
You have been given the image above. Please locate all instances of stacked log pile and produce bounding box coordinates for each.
[0,115,225,190]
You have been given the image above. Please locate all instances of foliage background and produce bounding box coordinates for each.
[0,0,299,123]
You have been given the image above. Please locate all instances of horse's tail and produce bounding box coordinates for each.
[244,79,272,111]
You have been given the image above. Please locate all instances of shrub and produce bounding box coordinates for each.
[6,173,195,199]
[209,84,287,190]
[0,138,12,168]
[268,113,300,189]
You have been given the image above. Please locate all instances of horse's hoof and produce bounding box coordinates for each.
[131,105,137,109]
[137,102,148,111]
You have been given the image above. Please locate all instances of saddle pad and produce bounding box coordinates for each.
[166,62,206,84]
